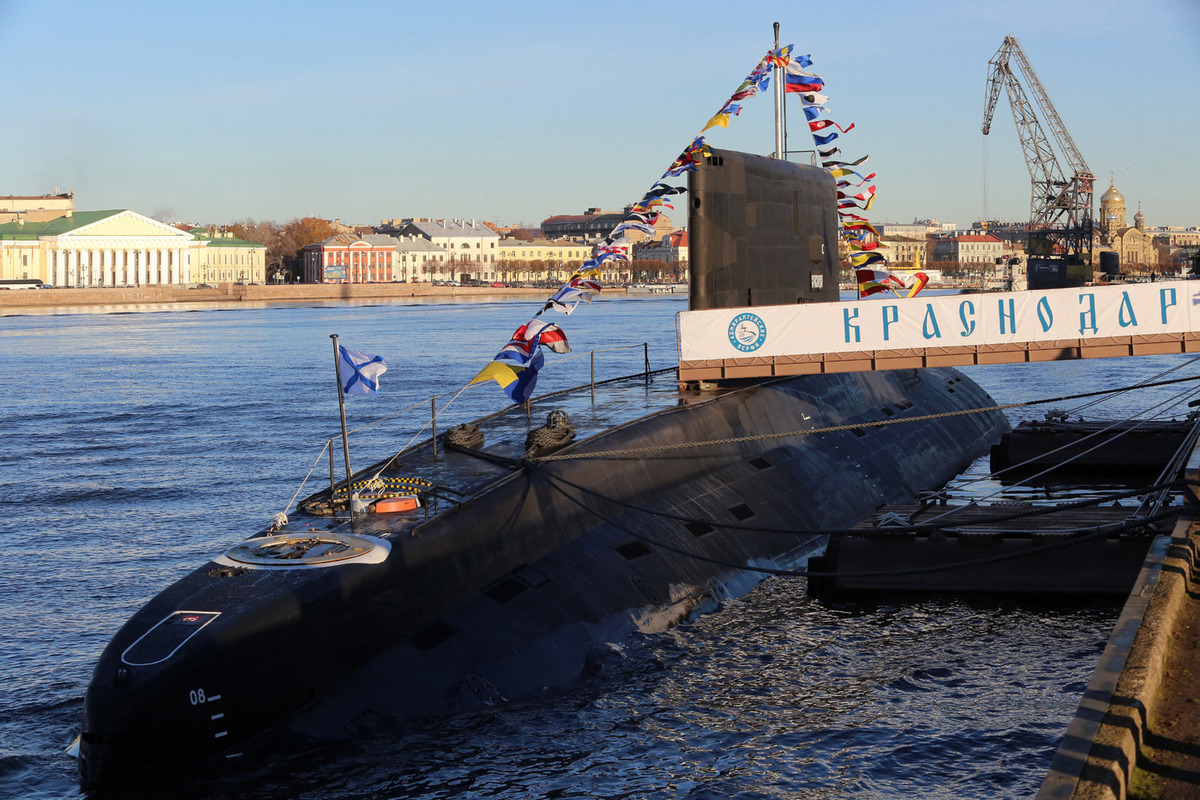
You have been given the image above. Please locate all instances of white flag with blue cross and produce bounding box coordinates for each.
[338,345,387,396]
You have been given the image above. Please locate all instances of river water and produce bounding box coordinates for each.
[2,293,1197,799]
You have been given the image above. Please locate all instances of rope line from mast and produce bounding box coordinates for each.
[528,372,1200,463]
[534,456,1182,580]
[527,461,1190,538]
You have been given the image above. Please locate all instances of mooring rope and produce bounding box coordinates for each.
[528,373,1200,463]
[527,460,1190,537]
[533,460,1182,579]
[919,383,1200,530]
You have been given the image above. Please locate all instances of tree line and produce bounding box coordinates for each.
[227,217,335,281]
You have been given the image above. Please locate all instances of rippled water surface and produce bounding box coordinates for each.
[2,294,1194,799]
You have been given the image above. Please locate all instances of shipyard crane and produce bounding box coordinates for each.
[983,35,1095,287]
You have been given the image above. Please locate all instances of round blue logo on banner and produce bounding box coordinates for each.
[727,312,767,352]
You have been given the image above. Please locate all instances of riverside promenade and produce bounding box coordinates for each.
[1040,470,1200,799]
[0,282,552,309]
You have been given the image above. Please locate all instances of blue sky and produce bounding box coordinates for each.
[2,0,1197,229]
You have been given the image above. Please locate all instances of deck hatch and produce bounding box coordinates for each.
[410,620,458,651]
[512,564,550,589]
[686,521,715,537]
[748,456,772,470]
[729,504,756,521]
[484,577,529,604]
[616,541,653,560]
[121,611,221,666]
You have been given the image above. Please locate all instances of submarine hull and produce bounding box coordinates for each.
[79,367,1008,791]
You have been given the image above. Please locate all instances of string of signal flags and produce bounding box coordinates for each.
[331,44,932,408]
[468,44,926,404]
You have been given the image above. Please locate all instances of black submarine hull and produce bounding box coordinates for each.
[78,367,1008,791]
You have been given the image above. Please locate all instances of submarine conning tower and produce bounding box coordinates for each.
[688,147,841,311]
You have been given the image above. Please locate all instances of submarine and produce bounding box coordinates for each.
[76,147,1011,792]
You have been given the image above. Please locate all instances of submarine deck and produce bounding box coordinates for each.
[284,368,721,536]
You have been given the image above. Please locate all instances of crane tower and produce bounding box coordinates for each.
[983,35,1095,288]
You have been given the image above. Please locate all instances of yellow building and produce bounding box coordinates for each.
[879,236,927,268]
[0,191,74,224]
[496,240,594,282]
[190,230,267,284]
[1096,180,1157,270]
[0,209,204,286]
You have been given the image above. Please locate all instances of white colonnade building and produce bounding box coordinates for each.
[0,210,203,287]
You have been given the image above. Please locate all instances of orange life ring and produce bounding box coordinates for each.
[373,495,421,513]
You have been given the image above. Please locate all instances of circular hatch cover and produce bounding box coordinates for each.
[225,532,386,567]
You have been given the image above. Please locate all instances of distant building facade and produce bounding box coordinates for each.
[541,208,673,244]
[875,220,954,238]
[190,230,266,284]
[633,230,688,261]
[931,233,1004,266]
[496,240,593,282]
[302,233,399,283]
[0,209,200,286]
[394,219,500,280]
[1148,227,1200,248]
[0,191,75,224]
[1096,180,1157,269]
[879,236,926,268]
[393,235,447,282]
[876,223,931,238]
[542,209,625,240]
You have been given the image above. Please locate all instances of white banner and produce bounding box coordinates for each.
[678,281,1200,360]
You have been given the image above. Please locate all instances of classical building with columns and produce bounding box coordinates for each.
[189,230,266,284]
[0,209,203,287]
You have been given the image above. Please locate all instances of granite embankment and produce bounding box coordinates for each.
[0,282,551,309]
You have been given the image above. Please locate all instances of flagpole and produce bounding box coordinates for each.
[772,21,784,160]
[330,334,355,523]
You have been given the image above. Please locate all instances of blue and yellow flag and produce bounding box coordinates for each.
[470,350,544,404]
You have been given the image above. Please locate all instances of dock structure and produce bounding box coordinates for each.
[677,280,1200,382]
[811,502,1169,596]
[1039,473,1200,799]
[680,332,1200,381]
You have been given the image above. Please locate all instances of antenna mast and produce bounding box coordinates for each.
[773,22,784,159]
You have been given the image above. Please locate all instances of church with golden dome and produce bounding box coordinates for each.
[1097,178,1157,270]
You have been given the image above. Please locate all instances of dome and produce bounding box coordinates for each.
[1134,206,1145,222]
[1101,182,1124,203]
